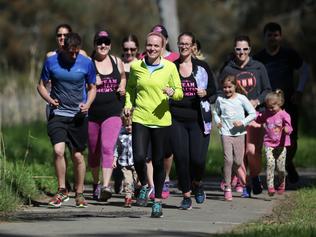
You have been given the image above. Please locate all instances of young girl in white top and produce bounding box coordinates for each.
[256,90,292,196]
[213,75,256,201]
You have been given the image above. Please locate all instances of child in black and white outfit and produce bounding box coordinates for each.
[113,114,138,207]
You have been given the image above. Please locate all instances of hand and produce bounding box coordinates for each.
[217,122,222,129]
[163,87,174,97]
[196,88,206,98]
[117,86,126,96]
[233,121,243,127]
[79,103,90,113]
[250,99,260,108]
[50,98,59,108]
[284,126,290,134]
[124,108,131,117]
[112,159,117,168]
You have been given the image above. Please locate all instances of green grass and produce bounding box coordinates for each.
[216,187,316,237]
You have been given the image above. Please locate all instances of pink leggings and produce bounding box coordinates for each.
[88,117,122,168]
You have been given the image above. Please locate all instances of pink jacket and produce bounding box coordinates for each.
[256,109,293,148]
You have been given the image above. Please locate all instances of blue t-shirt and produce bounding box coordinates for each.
[41,53,96,117]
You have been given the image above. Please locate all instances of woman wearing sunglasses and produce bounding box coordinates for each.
[121,34,140,78]
[87,30,126,203]
[47,23,87,57]
[219,35,271,198]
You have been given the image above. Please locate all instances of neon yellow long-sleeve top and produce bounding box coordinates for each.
[125,58,183,127]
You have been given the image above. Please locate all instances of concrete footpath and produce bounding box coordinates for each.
[0,169,315,237]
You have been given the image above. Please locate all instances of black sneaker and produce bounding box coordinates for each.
[99,186,112,202]
[193,184,206,204]
[252,176,263,195]
[136,186,149,207]
[179,197,192,210]
[151,201,163,218]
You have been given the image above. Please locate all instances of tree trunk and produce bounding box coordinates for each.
[156,0,180,52]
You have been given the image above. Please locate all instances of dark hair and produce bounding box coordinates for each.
[121,34,139,49]
[55,23,72,35]
[222,74,247,95]
[64,32,81,49]
[263,22,282,35]
[177,32,196,45]
[234,35,251,47]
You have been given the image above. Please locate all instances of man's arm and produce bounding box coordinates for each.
[79,83,96,113]
[37,79,59,107]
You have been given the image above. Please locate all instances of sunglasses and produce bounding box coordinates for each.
[235,47,250,52]
[96,38,111,46]
[123,47,137,52]
[56,33,68,38]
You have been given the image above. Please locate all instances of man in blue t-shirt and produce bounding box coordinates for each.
[37,33,96,208]
[254,22,309,183]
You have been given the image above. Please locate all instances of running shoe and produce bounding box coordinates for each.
[75,193,88,208]
[179,197,192,210]
[99,186,112,202]
[124,197,133,208]
[241,186,251,198]
[92,183,102,200]
[277,182,285,195]
[136,185,149,206]
[252,176,263,195]
[148,186,155,200]
[48,188,69,208]
[162,181,170,199]
[224,187,233,201]
[151,201,163,218]
[193,184,206,204]
[268,187,276,196]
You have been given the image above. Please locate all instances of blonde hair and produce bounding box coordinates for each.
[221,74,247,95]
[265,89,285,107]
[146,32,166,48]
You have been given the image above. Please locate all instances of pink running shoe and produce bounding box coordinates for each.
[148,186,155,200]
[277,182,285,195]
[224,187,233,201]
[268,187,276,196]
[162,181,170,199]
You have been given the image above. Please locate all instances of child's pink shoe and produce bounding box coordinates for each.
[268,187,276,196]
[224,187,233,201]
[277,182,285,195]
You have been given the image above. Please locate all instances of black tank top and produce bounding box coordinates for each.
[89,56,123,122]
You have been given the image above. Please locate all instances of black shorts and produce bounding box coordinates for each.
[47,114,88,152]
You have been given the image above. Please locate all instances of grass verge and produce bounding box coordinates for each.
[217,187,316,237]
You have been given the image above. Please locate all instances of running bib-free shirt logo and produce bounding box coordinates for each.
[236,71,256,94]
[96,76,119,93]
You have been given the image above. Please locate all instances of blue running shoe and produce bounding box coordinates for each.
[193,184,206,204]
[241,186,251,198]
[136,185,149,207]
[252,176,263,195]
[179,197,192,210]
[151,201,163,218]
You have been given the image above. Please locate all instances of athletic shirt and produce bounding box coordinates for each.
[88,56,123,121]
[40,53,96,117]
[170,73,200,122]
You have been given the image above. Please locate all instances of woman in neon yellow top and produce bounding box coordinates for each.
[124,32,183,218]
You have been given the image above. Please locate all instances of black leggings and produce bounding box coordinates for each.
[132,122,169,198]
[171,119,210,193]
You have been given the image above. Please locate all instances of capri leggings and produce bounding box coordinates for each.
[132,122,169,199]
[88,116,122,168]
[171,119,210,193]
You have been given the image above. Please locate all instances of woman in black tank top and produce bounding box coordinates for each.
[87,30,126,202]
